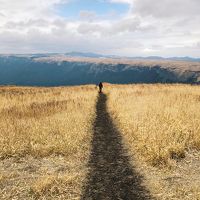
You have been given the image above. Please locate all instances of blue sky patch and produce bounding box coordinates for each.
[55,0,130,19]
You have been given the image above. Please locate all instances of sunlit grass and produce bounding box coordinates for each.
[106,84,200,199]
[106,84,200,166]
[0,85,97,199]
[1,84,200,199]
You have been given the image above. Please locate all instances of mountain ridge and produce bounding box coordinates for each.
[0,54,199,86]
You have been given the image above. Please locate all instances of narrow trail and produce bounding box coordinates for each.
[81,93,152,200]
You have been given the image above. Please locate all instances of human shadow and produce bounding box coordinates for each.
[81,93,152,200]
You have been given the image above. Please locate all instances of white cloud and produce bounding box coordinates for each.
[79,10,96,21]
[0,0,61,20]
[133,0,200,18]
[0,12,5,17]
[109,0,133,4]
[111,17,140,33]
[0,0,199,57]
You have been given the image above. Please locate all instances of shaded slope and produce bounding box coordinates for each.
[0,56,199,86]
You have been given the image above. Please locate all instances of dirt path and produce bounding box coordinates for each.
[81,93,152,200]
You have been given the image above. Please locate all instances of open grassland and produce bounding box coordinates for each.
[1,84,200,200]
[106,84,200,199]
[0,85,97,199]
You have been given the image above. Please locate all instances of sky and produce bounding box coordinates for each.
[0,0,200,57]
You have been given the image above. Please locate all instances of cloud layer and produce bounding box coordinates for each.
[0,0,200,57]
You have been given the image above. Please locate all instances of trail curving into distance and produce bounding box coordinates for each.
[81,93,152,200]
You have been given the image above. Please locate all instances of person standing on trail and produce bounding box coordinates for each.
[99,82,103,93]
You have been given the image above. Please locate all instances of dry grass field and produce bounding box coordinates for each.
[0,84,200,199]
[106,84,200,199]
[0,85,98,199]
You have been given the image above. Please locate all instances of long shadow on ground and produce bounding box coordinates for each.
[81,93,152,200]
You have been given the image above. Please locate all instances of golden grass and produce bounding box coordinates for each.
[30,173,82,198]
[1,83,200,199]
[0,85,98,199]
[106,84,200,166]
[0,86,97,158]
[106,84,200,199]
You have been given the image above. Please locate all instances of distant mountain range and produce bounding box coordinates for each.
[0,53,199,86]
[1,52,200,62]
[64,52,200,62]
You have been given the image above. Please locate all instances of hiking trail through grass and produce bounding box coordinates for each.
[81,93,152,200]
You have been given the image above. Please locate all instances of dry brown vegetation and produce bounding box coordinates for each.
[0,84,200,199]
[106,84,200,199]
[0,85,97,199]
